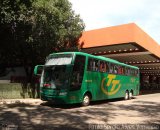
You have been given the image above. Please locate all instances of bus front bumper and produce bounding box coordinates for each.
[41,95,68,104]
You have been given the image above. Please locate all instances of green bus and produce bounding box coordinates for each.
[34,52,140,106]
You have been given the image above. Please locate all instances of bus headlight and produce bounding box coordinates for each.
[59,92,67,96]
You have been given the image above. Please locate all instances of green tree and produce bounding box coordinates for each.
[0,0,85,82]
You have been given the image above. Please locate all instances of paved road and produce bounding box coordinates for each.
[0,93,160,130]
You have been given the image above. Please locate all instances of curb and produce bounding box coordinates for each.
[0,99,42,105]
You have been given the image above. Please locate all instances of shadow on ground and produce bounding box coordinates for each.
[40,98,125,109]
[0,97,159,130]
[0,101,115,130]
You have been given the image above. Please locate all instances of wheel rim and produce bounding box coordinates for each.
[125,92,128,100]
[129,92,133,98]
[84,95,89,104]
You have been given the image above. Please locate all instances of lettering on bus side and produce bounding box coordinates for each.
[101,74,121,96]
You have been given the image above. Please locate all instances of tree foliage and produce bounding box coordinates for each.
[0,0,85,81]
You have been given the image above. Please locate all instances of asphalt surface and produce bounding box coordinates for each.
[0,93,160,130]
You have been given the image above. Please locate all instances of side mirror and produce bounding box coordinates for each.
[34,65,44,76]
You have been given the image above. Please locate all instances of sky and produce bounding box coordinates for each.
[69,0,160,44]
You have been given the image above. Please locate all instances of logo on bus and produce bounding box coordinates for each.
[101,74,121,96]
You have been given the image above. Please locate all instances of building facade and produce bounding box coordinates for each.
[80,23,160,91]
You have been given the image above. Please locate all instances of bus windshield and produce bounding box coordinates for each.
[43,65,69,89]
[45,54,73,65]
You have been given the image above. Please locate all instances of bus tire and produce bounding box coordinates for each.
[129,91,133,99]
[124,91,129,100]
[82,94,91,106]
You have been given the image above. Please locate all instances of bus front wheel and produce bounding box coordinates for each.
[82,94,91,106]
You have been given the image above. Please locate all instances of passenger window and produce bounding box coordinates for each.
[121,66,125,75]
[100,61,107,72]
[131,69,134,76]
[94,60,99,71]
[114,65,119,74]
[126,68,131,75]
[125,67,128,75]
[109,64,114,73]
[87,58,99,72]
[118,66,122,74]
[88,58,93,71]
[118,67,121,74]
[106,62,109,73]
[135,70,139,76]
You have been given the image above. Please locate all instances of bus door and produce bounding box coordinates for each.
[70,55,86,92]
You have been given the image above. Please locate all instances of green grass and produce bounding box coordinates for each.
[0,83,39,99]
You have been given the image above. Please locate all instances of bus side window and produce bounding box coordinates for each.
[133,70,136,76]
[131,69,134,76]
[87,58,100,72]
[135,70,139,76]
[125,67,128,75]
[92,59,99,71]
[126,68,130,75]
[106,62,109,73]
[129,68,131,75]
[130,69,132,76]
[125,68,128,75]
[100,61,103,72]
[100,61,106,72]
[88,58,93,71]
[109,63,114,73]
[114,65,118,74]
[95,60,100,71]
[122,66,125,75]
[118,66,122,74]
[92,60,96,71]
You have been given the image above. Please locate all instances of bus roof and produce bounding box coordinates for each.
[50,51,139,69]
